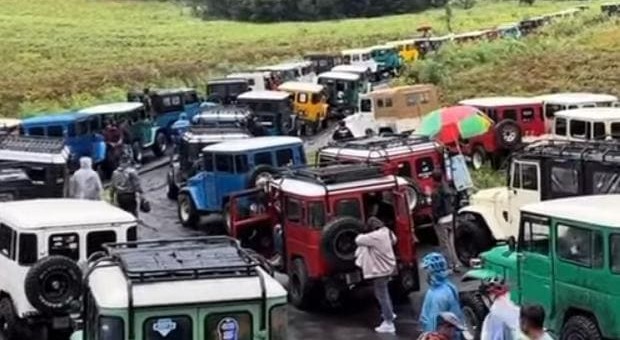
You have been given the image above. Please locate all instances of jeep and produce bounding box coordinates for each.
[177,136,306,229]
[455,139,620,266]
[0,199,136,339]
[0,135,69,200]
[518,16,550,35]
[69,236,287,340]
[496,23,522,39]
[317,71,364,119]
[341,48,379,77]
[277,82,329,136]
[534,92,619,131]
[457,97,545,170]
[228,164,420,308]
[602,2,620,16]
[330,65,373,94]
[303,52,344,74]
[461,195,620,340]
[369,45,403,78]
[236,91,300,136]
[539,107,620,143]
[206,78,250,104]
[257,61,316,84]
[318,135,446,229]
[0,119,20,136]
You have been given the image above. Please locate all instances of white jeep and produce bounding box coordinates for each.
[454,139,620,266]
[0,199,136,339]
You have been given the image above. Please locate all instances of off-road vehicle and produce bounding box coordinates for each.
[228,164,420,309]
[534,92,619,131]
[460,195,620,340]
[455,139,620,266]
[277,82,329,136]
[206,78,250,104]
[70,236,287,340]
[528,107,620,143]
[602,2,620,15]
[236,91,300,136]
[303,53,344,74]
[0,199,136,339]
[317,71,364,119]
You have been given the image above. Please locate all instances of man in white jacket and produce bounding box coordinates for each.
[480,277,521,340]
[355,216,397,334]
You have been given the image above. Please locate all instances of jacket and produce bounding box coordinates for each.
[420,280,464,340]
[354,226,397,279]
[480,294,520,340]
[431,181,456,221]
[69,157,102,200]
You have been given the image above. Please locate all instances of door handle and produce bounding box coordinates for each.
[502,211,509,222]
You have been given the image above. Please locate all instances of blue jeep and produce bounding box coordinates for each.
[20,112,107,171]
[177,136,306,228]
[127,88,202,155]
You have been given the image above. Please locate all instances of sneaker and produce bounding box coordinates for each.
[375,321,396,334]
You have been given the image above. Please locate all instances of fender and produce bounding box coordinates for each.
[461,268,503,282]
[179,178,208,212]
[458,205,509,241]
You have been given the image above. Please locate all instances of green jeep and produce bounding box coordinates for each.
[70,237,287,340]
[461,195,620,340]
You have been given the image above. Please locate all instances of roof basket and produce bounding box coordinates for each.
[101,236,260,283]
[187,126,247,136]
[521,139,620,163]
[288,164,386,185]
[0,135,66,154]
[328,134,431,151]
[198,105,252,116]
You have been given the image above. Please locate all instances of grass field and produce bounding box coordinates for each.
[0,0,598,117]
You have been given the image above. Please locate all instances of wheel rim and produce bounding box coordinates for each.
[255,172,273,187]
[503,129,517,143]
[179,197,190,222]
[472,152,483,169]
[43,272,70,303]
[463,306,480,335]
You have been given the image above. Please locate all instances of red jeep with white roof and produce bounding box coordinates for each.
[228,164,419,309]
[317,134,445,230]
[457,96,545,169]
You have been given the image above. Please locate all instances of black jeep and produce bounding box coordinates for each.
[206,78,250,105]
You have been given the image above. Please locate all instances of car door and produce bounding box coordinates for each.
[519,106,545,136]
[393,190,415,261]
[508,160,541,229]
[517,213,553,317]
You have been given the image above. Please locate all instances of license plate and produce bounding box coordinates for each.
[344,271,362,285]
[52,316,71,329]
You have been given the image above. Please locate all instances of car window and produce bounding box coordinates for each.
[87,231,116,258]
[377,99,384,108]
[285,197,303,223]
[521,108,535,122]
[18,233,38,265]
[550,165,579,197]
[235,155,249,173]
[570,120,590,139]
[144,316,192,340]
[215,154,234,173]
[298,93,308,104]
[511,162,521,188]
[415,157,434,178]
[311,93,321,104]
[75,120,90,136]
[47,125,64,137]
[28,126,45,136]
[335,199,361,219]
[49,233,79,261]
[254,152,273,166]
[503,109,517,121]
[385,98,393,108]
[0,224,16,260]
[592,122,606,140]
[352,55,360,62]
[204,153,214,172]
[545,104,563,119]
[205,312,253,340]
[592,170,620,194]
[557,224,603,268]
[276,149,293,167]
[611,123,620,140]
[520,215,550,255]
[555,118,567,136]
[99,316,124,340]
[406,94,418,106]
[308,202,326,228]
[360,99,372,112]
[611,234,620,274]
[521,163,538,190]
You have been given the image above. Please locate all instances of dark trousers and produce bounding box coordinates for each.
[117,192,138,217]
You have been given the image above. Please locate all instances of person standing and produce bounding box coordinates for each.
[430,170,461,272]
[354,217,397,334]
[68,157,103,200]
[418,312,468,340]
[519,305,553,340]
[480,277,520,340]
[110,154,143,216]
[419,252,464,340]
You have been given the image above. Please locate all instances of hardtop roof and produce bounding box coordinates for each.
[78,102,144,115]
[317,71,360,81]
[0,135,69,164]
[21,112,87,125]
[237,90,291,101]
[0,118,21,129]
[273,173,410,197]
[522,195,620,228]
[554,107,620,121]
[341,47,373,54]
[534,92,618,104]
[278,82,324,93]
[331,65,370,74]
[208,77,249,85]
[202,136,302,153]
[459,96,542,107]
[320,135,438,159]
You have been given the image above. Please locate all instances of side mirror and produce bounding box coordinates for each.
[508,236,516,252]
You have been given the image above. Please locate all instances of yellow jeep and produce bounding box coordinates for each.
[386,39,419,63]
[278,81,328,135]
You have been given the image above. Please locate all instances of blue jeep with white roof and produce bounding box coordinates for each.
[177,136,306,229]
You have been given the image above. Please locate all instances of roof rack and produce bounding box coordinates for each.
[187,126,247,136]
[328,134,432,151]
[0,135,66,154]
[197,105,252,117]
[101,236,260,284]
[520,139,620,163]
[287,164,386,185]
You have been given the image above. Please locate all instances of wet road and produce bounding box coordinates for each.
[138,165,448,339]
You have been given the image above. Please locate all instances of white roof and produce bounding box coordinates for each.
[203,136,302,153]
[78,102,144,115]
[534,93,618,105]
[278,82,324,93]
[184,132,250,144]
[554,108,620,121]
[342,47,373,55]
[274,175,410,197]
[331,65,370,74]
[459,96,542,107]
[498,22,519,29]
[89,264,286,309]
[0,199,136,230]
[320,139,437,159]
[194,112,247,121]
[318,71,360,81]
[0,147,70,164]
[237,90,291,101]
[429,34,454,41]
[227,71,270,78]
[0,118,21,128]
[386,39,416,46]
[522,195,620,228]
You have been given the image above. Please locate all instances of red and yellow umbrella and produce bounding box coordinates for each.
[417,105,494,143]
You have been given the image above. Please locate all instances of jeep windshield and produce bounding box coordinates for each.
[208,83,248,97]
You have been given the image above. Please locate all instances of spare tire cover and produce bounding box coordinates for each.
[248,165,278,188]
[494,120,522,149]
[321,217,366,271]
[24,255,82,315]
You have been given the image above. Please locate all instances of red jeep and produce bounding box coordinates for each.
[457,97,545,169]
[317,135,445,230]
[228,164,419,309]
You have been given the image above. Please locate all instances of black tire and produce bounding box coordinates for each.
[471,146,487,171]
[177,193,199,228]
[321,217,365,270]
[24,256,82,315]
[390,264,420,302]
[289,258,316,310]
[0,297,19,339]
[152,131,168,157]
[560,315,602,340]
[460,292,489,340]
[494,120,522,150]
[132,140,143,164]
[248,165,277,188]
[455,215,495,267]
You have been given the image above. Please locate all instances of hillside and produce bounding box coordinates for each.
[0,0,595,116]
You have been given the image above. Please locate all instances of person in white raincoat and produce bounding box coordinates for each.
[480,277,521,340]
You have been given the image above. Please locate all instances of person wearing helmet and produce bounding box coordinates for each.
[110,153,143,217]
[480,276,521,340]
[419,252,464,339]
[418,312,467,340]
[333,120,353,141]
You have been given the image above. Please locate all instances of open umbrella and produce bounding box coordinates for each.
[417,105,493,143]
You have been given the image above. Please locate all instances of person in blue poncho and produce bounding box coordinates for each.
[419,252,465,340]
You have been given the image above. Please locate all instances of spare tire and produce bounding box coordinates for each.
[321,217,365,270]
[248,165,278,188]
[494,120,522,150]
[24,256,82,315]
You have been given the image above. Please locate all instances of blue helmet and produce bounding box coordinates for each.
[422,252,448,274]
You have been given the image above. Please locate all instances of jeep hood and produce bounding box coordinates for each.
[464,245,517,281]
[470,187,507,205]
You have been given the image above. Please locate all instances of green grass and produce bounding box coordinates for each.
[0,0,597,117]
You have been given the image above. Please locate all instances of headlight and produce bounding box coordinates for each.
[270,304,287,340]
[469,258,483,269]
